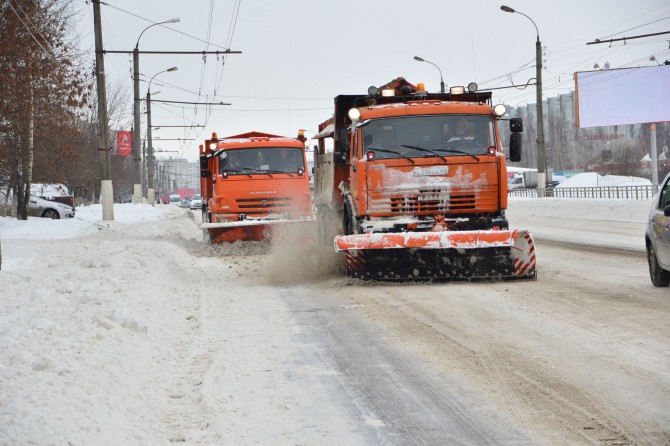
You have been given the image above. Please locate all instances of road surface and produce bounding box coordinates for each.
[168,205,669,445]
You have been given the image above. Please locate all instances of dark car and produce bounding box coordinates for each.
[646,172,670,287]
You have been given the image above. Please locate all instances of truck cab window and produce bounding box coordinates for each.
[362,115,495,160]
[220,148,304,174]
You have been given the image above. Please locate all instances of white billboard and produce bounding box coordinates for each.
[575,65,670,128]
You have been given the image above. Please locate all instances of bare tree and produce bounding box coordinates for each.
[0,0,91,219]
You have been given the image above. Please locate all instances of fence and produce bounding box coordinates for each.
[509,185,655,200]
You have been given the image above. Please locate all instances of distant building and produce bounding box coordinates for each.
[503,91,670,179]
[155,158,199,197]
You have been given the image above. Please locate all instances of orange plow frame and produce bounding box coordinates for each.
[334,229,537,280]
[201,218,316,244]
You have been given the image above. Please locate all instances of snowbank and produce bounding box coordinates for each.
[556,172,651,188]
[0,203,185,241]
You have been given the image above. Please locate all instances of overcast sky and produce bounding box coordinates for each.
[74,0,670,161]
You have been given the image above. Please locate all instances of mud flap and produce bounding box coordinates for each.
[339,229,537,281]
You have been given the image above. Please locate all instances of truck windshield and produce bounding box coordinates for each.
[361,115,495,160]
[219,147,305,175]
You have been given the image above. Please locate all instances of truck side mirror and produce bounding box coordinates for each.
[509,133,522,162]
[200,155,209,169]
[510,118,523,133]
[201,170,211,178]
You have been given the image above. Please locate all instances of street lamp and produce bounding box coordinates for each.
[413,56,445,93]
[146,66,178,206]
[132,17,179,204]
[501,5,546,195]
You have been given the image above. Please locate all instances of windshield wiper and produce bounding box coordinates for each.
[434,148,480,162]
[402,144,480,162]
[367,147,415,163]
[401,145,448,162]
[263,169,298,177]
[224,168,252,178]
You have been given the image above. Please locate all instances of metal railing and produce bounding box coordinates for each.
[509,185,655,200]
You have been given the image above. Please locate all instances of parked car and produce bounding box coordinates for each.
[31,183,75,209]
[179,199,191,208]
[169,194,181,205]
[189,198,202,210]
[646,171,670,287]
[28,196,75,219]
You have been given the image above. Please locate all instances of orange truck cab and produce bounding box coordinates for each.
[199,131,314,243]
[313,78,536,280]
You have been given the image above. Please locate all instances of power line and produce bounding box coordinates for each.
[587,30,670,45]
[600,16,670,40]
[151,99,231,106]
[102,50,242,55]
[99,1,230,50]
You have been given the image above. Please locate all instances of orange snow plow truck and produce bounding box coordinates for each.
[313,78,536,280]
[199,131,314,243]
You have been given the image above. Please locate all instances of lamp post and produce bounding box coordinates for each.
[413,56,445,93]
[132,18,179,204]
[501,5,547,195]
[146,67,178,206]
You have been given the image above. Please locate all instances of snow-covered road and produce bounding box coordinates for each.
[1,198,668,445]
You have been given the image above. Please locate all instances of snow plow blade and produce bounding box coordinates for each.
[200,218,315,244]
[335,229,536,280]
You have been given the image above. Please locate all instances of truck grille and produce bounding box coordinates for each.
[389,190,476,213]
[235,196,292,214]
[368,187,498,215]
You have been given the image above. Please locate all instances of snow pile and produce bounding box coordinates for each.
[508,197,651,223]
[0,203,185,241]
[77,203,185,224]
[556,172,651,188]
[1,203,205,445]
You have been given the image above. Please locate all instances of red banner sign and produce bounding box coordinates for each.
[116,130,132,157]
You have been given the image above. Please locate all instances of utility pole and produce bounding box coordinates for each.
[92,0,114,220]
[131,19,180,204]
[132,44,141,203]
[146,66,177,206]
[535,34,547,195]
[650,123,659,190]
[142,139,146,196]
[501,5,547,196]
[146,90,155,204]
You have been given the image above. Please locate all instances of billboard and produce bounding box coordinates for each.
[575,65,670,128]
[116,130,132,157]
